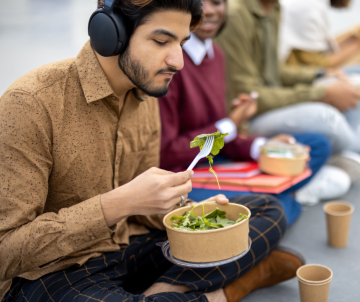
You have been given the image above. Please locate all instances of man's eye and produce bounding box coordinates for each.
[155,40,166,46]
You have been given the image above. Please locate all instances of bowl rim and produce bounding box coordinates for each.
[323,201,355,216]
[260,153,309,161]
[163,203,251,235]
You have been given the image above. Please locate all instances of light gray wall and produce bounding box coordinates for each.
[0,0,94,95]
[0,0,359,95]
[329,0,360,35]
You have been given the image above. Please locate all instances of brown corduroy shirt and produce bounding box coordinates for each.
[0,40,164,299]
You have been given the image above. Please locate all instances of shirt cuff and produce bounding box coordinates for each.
[215,118,237,143]
[250,137,267,161]
[65,195,112,249]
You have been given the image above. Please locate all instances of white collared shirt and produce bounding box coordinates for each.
[183,33,215,66]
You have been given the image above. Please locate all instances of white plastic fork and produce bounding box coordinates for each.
[187,136,215,171]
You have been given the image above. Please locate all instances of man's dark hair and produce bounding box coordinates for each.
[330,0,351,8]
[97,0,203,34]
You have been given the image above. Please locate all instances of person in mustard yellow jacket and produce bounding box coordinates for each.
[216,0,360,185]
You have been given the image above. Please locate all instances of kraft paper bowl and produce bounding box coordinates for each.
[259,153,309,176]
[163,203,251,263]
[259,141,309,176]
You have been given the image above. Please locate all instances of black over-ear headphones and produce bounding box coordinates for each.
[88,0,129,57]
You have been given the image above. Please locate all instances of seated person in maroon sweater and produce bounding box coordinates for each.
[158,0,335,226]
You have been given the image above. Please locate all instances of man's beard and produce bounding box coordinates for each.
[118,48,177,98]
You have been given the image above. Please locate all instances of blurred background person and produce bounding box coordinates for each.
[216,0,360,189]
[279,0,360,69]
[158,0,350,224]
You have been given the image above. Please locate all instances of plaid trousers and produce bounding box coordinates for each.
[3,195,286,302]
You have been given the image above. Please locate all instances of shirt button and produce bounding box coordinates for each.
[91,236,95,240]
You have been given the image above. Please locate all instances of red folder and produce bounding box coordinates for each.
[192,162,311,194]
[192,161,260,178]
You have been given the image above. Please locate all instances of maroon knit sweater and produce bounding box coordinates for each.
[159,45,256,172]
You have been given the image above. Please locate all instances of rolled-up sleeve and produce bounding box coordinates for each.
[216,5,326,115]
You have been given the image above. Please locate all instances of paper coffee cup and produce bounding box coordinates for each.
[297,264,333,302]
[323,201,354,248]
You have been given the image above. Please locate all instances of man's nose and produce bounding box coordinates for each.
[165,48,184,71]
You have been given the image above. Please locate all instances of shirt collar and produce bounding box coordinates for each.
[75,40,148,103]
[75,40,115,103]
[183,33,215,66]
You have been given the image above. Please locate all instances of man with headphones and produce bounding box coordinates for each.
[0,1,289,301]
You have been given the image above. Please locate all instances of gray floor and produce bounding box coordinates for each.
[242,185,360,302]
[1,1,360,301]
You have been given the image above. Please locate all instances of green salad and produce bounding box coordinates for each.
[170,203,248,231]
[190,131,228,189]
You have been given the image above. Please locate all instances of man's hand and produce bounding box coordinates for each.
[188,194,229,206]
[229,94,258,127]
[101,168,193,227]
[320,81,360,112]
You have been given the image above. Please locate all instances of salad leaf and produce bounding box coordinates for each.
[190,131,228,189]
[190,131,228,156]
[170,203,249,231]
[235,213,248,223]
[204,208,227,219]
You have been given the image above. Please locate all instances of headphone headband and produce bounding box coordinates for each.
[88,0,129,57]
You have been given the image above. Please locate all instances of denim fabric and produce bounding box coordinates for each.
[250,101,360,154]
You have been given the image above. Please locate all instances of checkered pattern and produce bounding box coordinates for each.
[3,195,286,302]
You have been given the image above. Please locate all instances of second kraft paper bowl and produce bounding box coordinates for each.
[259,142,309,176]
[163,203,251,263]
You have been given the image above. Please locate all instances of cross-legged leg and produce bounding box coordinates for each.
[154,195,286,292]
[3,195,285,302]
[250,102,360,153]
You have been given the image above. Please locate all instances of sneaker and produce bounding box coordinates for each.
[295,165,351,206]
[329,150,360,183]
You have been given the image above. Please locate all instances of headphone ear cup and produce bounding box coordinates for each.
[111,10,129,53]
[88,9,129,57]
